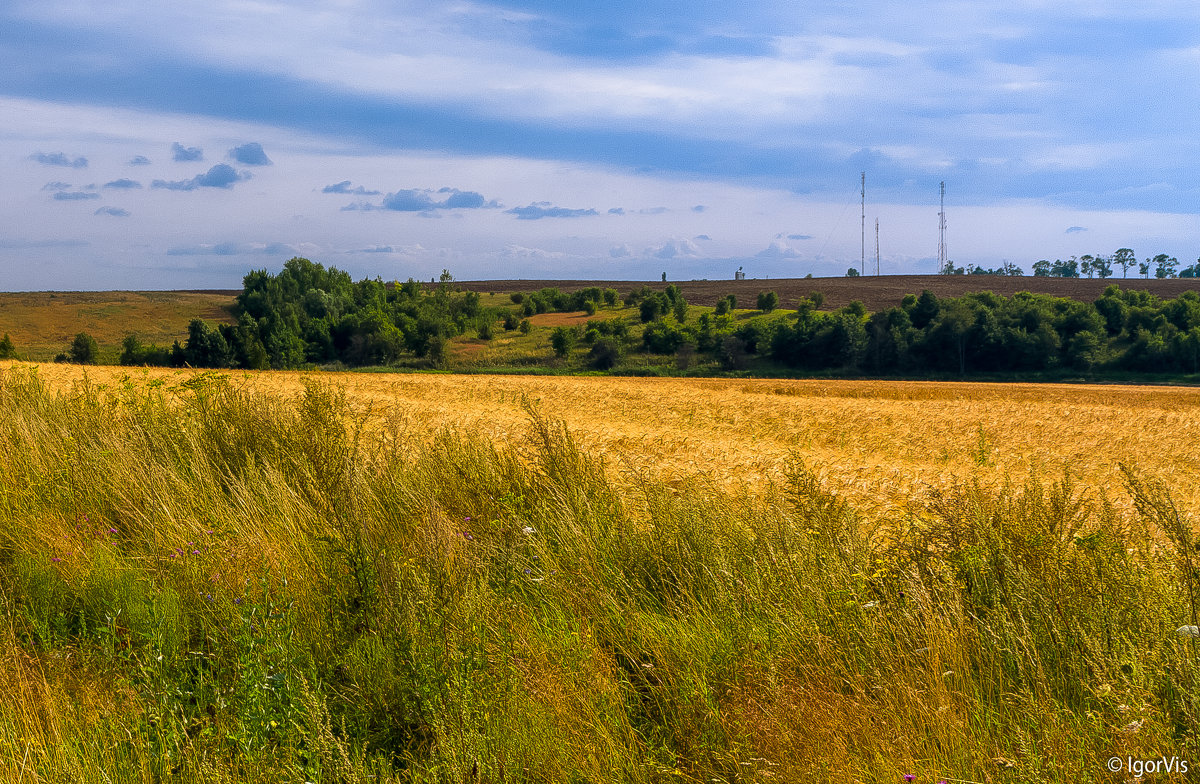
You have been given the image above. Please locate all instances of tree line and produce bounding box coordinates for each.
[931,248,1200,279]
[17,256,1200,378]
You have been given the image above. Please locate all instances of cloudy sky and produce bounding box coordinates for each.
[2,1,1199,289]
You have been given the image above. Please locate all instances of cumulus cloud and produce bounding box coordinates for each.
[53,191,100,201]
[95,207,130,217]
[152,164,250,191]
[229,142,272,165]
[609,244,633,257]
[500,244,566,261]
[322,180,381,195]
[30,152,87,168]
[608,207,625,215]
[650,238,702,259]
[128,155,151,166]
[373,187,493,212]
[42,181,72,191]
[172,143,204,162]
[506,203,598,220]
[104,178,142,189]
[787,234,814,240]
[756,240,802,259]
[1065,226,1087,233]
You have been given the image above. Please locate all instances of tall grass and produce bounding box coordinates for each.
[0,365,1196,782]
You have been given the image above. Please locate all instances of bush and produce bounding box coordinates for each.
[588,337,622,369]
[757,290,779,313]
[519,319,531,335]
[0,333,14,359]
[550,326,576,358]
[68,332,99,364]
[502,312,520,331]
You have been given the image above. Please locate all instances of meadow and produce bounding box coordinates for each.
[1,360,1199,782]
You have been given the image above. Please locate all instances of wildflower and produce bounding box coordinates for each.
[108,528,117,534]
[51,557,62,563]
[904,776,915,783]
[522,526,535,534]
[192,550,200,555]
[523,568,531,574]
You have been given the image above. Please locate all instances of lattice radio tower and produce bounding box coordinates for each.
[860,172,866,276]
[875,217,880,276]
[937,181,947,273]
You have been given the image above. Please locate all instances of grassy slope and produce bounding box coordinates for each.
[0,291,237,362]
[0,365,1197,782]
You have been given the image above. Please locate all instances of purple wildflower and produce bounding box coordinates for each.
[904,776,915,783]
[51,557,62,563]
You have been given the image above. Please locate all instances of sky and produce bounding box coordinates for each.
[3,1,1200,289]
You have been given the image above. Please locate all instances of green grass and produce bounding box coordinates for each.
[0,365,1197,782]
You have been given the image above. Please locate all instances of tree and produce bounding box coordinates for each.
[1092,255,1113,279]
[1139,261,1151,278]
[1032,259,1051,277]
[69,332,99,364]
[1154,254,1179,279]
[757,290,779,312]
[845,267,860,277]
[1113,248,1136,278]
[1080,255,1095,278]
[550,326,576,358]
[0,333,14,359]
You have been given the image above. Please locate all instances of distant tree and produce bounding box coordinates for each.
[845,267,860,277]
[1154,254,1179,279]
[550,326,576,358]
[661,272,667,282]
[809,291,825,309]
[589,338,622,370]
[0,333,14,359]
[1139,261,1151,278]
[519,319,531,335]
[672,296,688,323]
[1032,259,1052,277]
[757,291,779,312]
[68,332,99,364]
[1080,255,1095,278]
[1092,255,1113,279]
[1113,248,1136,278]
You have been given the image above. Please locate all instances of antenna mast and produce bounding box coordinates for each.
[875,217,880,276]
[860,172,866,276]
[937,181,947,273]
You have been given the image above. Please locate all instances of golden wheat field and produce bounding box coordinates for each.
[7,359,1200,523]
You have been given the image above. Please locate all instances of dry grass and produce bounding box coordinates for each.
[9,360,1200,520]
[0,291,236,358]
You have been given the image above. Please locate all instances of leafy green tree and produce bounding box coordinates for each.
[68,332,99,364]
[1154,254,1179,279]
[1092,255,1113,278]
[589,338,622,370]
[1113,248,1136,278]
[0,333,14,359]
[1032,259,1051,277]
[845,267,860,277]
[757,290,779,312]
[672,296,688,323]
[550,326,576,358]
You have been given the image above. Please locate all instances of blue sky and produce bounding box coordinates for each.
[2,1,1199,289]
